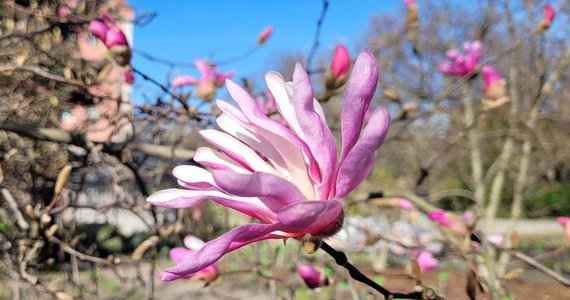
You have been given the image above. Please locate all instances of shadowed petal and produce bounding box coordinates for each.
[335,107,390,199]
[217,97,315,199]
[339,49,379,164]
[217,113,291,178]
[169,247,193,264]
[194,147,250,173]
[163,223,286,280]
[212,171,307,212]
[225,79,321,184]
[277,200,342,231]
[200,129,277,174]
[292,63,337,195]
[147,188,276,222]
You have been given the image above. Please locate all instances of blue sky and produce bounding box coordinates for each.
[129,0,399,103]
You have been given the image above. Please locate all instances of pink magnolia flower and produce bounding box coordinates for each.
[398,198,415,211]
[255,90,277,115]
[257,26,273,45]
[428,210,468,234]
[556,217,570,242]
[416,251,439,271]
[538,4,556,32]
[330,44,351,81]
[297,265,323,289]
[58,7,70,17]
[148,49,390,281]
[171,59,235,101]
[438,41,482,77]
[487,234,505,247]
[88,20,110,42]
[88,17,128,49]
[481,65,506,101]
[463,210,475,222]
[123,71,134,84]
[163,235,219,282]
[557,217,570,226]
[405,0,419,30]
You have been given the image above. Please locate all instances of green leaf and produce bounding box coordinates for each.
[325,267,334,277]
[0,223,8,232]
[337,281,348,289]
[260,257,269,266]
[438,271,449,281]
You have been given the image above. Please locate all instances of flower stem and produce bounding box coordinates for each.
[320,241,442,299]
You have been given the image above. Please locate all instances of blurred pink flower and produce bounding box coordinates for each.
[123,71,134,84]
[171,75,197,87]
[487,234,505,247]
[88,20,110,42]
[428,210,468,234]
[404,0,416,7]
[398,198,415,211]
[557,217,570,226]
[58,7,70,17]
[163,235,219,282]
[556,217,570,242]
[171,59,234,101]
[481,65,506,101]
[538,4,556,32]
[463,210,475,222]
[416,251,439,271]
[438,41,482,77]
[330,44,351,81]
[257,26,273,45]
[88,16,128,49]
[297,265,323,289]
[148,50,390,281]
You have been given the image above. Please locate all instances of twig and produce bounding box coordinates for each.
[0,120,195,160]
[306,0,329,72]
[1,188,29,230]
[46,234,111,265]
[132,67,190,111]
[320,241,442,299]
[492,245,570,287]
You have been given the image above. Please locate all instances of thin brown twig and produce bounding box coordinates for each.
[306,0,329,73]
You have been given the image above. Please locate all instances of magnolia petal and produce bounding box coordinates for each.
[169,247,193,264]
[194,147,250,173]
[277,200,342,232]
[195,59,213,83]
[292,63,337,194]
[265,72,305,139]
[339,49,379,164]
[147,188,275,222]
[173,165,217,189]
[217,113,291,178]
[163,223,286,280]
[183,235,206,251]
[335,107,390,199]
[217,97,315,199]
[200,129,277,174]
[172,75,197,87]
[225,79,321,184]
[212,171,307,213]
